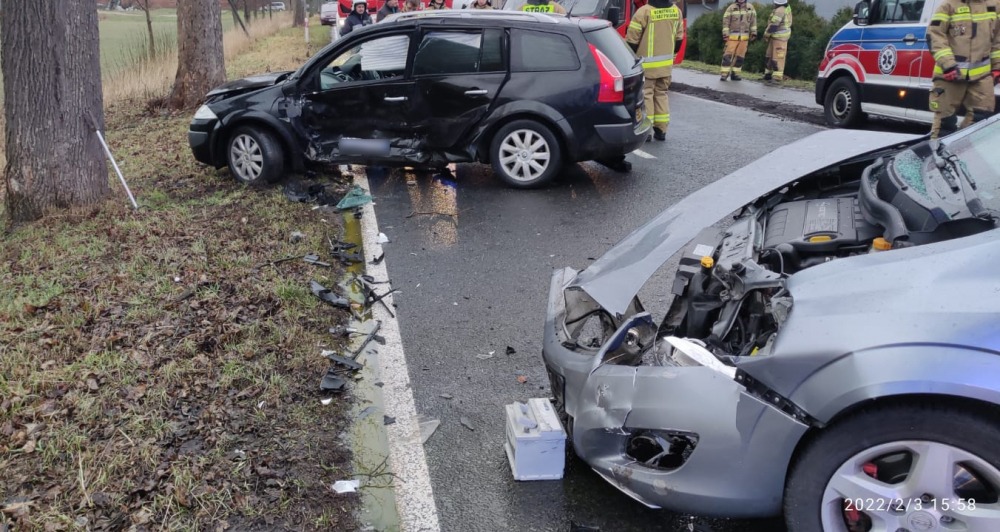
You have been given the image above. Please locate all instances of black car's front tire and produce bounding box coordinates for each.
[490,119,562,189]
[785,403,1000,532]
[226,126,285,185]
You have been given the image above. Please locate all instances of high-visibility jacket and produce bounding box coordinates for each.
[764,5,792,41]
[521,1,566,14]
[928,0,1000,81]
[626,1,683,79]
[723,2,757,41]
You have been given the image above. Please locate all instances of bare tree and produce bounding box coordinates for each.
[293,0,304,27]
[2,0,109,226]
[243,0,251,24]
[136,0,156,59]
[168,0,226,109]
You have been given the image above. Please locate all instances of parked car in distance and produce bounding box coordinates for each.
[270,1,287,11]
[188,10,651,188]
[321,1,339,25]
[543,115,1000,530]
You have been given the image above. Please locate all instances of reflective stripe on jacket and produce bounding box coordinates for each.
[626,3,683,78]
[764,5,791,41]
[928,0,1000,81]
[723,2,757,41]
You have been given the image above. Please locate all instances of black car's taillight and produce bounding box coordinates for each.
[588,43,624,104]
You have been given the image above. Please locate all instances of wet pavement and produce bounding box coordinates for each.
[362,92,827,531]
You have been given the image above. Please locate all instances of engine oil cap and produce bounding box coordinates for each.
[872,237,891,251]
[700,256,714,269]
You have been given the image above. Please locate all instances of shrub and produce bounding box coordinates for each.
[685,1,854,81]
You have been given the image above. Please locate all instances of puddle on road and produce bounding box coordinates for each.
[338,210,401,532]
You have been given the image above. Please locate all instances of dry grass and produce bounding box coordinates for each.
[1,21,358,530]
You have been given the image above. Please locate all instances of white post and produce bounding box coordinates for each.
[304,0,309,43]
[94,129,139,210]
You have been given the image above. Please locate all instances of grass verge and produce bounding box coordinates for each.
[679,59,817,92]
[1,21,358,531]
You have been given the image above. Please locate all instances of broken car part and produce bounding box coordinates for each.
[542,124,1000,523]
[352,321,383,358]
[319,369,346,392]
[310,280,350,309]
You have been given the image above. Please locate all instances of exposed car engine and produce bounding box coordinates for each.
[659,140,998,360]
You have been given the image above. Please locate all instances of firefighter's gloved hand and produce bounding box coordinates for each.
[992,70,1000,85]
[942,66,960,81]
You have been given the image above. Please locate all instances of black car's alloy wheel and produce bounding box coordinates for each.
[227,126,285,185]
[490,119,562,188]
[785,403,1000,532]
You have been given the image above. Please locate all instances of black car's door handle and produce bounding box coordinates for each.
[464,89,488,96]
[903,34,917,44]
[384,96,408,102]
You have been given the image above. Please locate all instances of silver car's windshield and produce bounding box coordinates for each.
[945,119,1000,212]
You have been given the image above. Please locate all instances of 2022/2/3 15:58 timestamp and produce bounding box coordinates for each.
[844,497,977,513]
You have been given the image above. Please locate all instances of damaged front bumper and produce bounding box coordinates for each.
[542,268,808,517]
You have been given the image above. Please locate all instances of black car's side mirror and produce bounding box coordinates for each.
[607,6,624,26]
[853,1,870,26]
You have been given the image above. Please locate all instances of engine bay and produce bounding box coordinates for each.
[657,140,998,361]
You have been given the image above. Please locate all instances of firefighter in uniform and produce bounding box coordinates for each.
[627,0,683,141]
[927,0,1000,139]
[521,0,567,14]
[763,0,792,82]
[720,0,757,81]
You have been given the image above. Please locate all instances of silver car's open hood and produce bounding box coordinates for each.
[570,129,921,315]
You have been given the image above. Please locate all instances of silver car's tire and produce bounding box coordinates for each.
[785,404,1000,532]
[227,126,285,185]
[489,119,562,189]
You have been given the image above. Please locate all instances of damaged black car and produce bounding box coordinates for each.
[543,118,1000,531]
[187,10,650,188]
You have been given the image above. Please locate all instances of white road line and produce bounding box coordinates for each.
[355,172,441,532]
[632,149,656,159]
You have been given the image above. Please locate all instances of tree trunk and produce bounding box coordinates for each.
[243,0,251,24]
[2,0,109,226]
[168,0,226,110]
[293,0,304,27]
[141,0,156,60]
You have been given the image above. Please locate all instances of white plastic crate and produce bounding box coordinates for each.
[504,398,567,481]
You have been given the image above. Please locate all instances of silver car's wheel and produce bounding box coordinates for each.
[230,133,264,182]
[785,405,1000,532]
[821,441,1000,531]
[489,119,562,188]
[226,126,285,185]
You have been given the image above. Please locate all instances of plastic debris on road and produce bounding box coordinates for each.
[377,232,390,244]
[460,416,475,431]
[335,184,373,211]
[418,415,440,443]
[331,479,360,494]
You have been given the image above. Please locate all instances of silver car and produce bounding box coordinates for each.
[542,117,1000,531]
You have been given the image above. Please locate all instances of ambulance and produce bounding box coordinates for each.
[816,0,1000,127]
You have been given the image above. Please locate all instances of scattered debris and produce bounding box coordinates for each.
[289,231,305,243]
[383,416,396,426]
[320,370,347,392]
[370,252,385,265]
[325,352,363,371]
[351,321,384,358]
[571,522,601,531]
[303,254,332,267]
[506,346,517,356]
[358,406,377,420]
[377,232,390,244]
[374,381,384,388]
[335,185,373,211]
[459,416,475,431]
[476,352,495,361]
[329,237,363,264]
[331,480,360,494]
[439,393,453,400]
[329,325,360,337]
[310,281,350,309]
[516,375,529,384]
[321,398,334,406]
[418,416,440,443]
[284,181,341,205]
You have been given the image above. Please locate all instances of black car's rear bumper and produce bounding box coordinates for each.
[593,116,652,155]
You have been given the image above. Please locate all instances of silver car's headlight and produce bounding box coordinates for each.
[194,105,217,120]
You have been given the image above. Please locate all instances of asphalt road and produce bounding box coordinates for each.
[366,93,825,531]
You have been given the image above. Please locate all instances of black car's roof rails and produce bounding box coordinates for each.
[382,10,563,23]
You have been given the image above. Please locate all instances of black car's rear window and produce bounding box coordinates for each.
[510,30,580,72]
[584,26,637,73]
